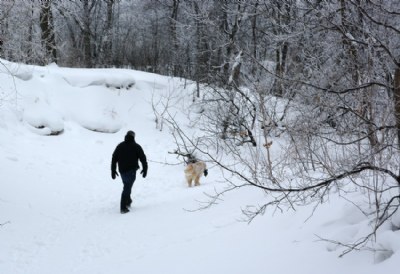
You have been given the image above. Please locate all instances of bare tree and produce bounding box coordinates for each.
[167,0,400,257]
[39,0,57,63]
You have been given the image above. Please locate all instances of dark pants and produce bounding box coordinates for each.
[120,170,137,210]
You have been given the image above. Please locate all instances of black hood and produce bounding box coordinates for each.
[124,130,135,143]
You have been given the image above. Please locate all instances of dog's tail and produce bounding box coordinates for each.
[204,169,208,177]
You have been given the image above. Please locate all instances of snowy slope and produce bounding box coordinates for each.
[0,60,398,274]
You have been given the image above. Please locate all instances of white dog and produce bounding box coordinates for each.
[184,161,208,187]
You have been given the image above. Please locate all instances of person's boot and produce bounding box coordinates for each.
[121,196,129,214]
[121,208,130,214]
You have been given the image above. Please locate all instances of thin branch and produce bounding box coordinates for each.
[0,221,10,227]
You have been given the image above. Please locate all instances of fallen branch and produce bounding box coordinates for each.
[0,221,10,227]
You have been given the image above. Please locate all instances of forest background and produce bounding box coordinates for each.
[2,0,400,259]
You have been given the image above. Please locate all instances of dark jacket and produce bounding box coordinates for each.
[111,135,148,174]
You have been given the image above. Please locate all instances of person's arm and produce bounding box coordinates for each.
[138,145,148,177]
[111,146,119,179]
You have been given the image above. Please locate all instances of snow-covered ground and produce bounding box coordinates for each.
[0,59,398,273]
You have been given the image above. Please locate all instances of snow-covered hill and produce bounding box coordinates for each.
[0,60,398,274]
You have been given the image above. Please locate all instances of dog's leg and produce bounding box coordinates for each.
[194,175,200,186]
[187,177,193,187]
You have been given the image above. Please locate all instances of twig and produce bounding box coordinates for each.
[0,221,10,227]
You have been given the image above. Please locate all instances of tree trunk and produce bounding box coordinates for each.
[82,0,92,68]
[251,2,259,74]
[394,67,400,151]
[40,0,57,63]
[273,42,288,96]
[225,4,242,86]
[102,0,114,66]
[272,1,291,96]
[170,0,180,76]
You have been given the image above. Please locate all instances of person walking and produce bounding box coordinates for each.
[111,130,148,214]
